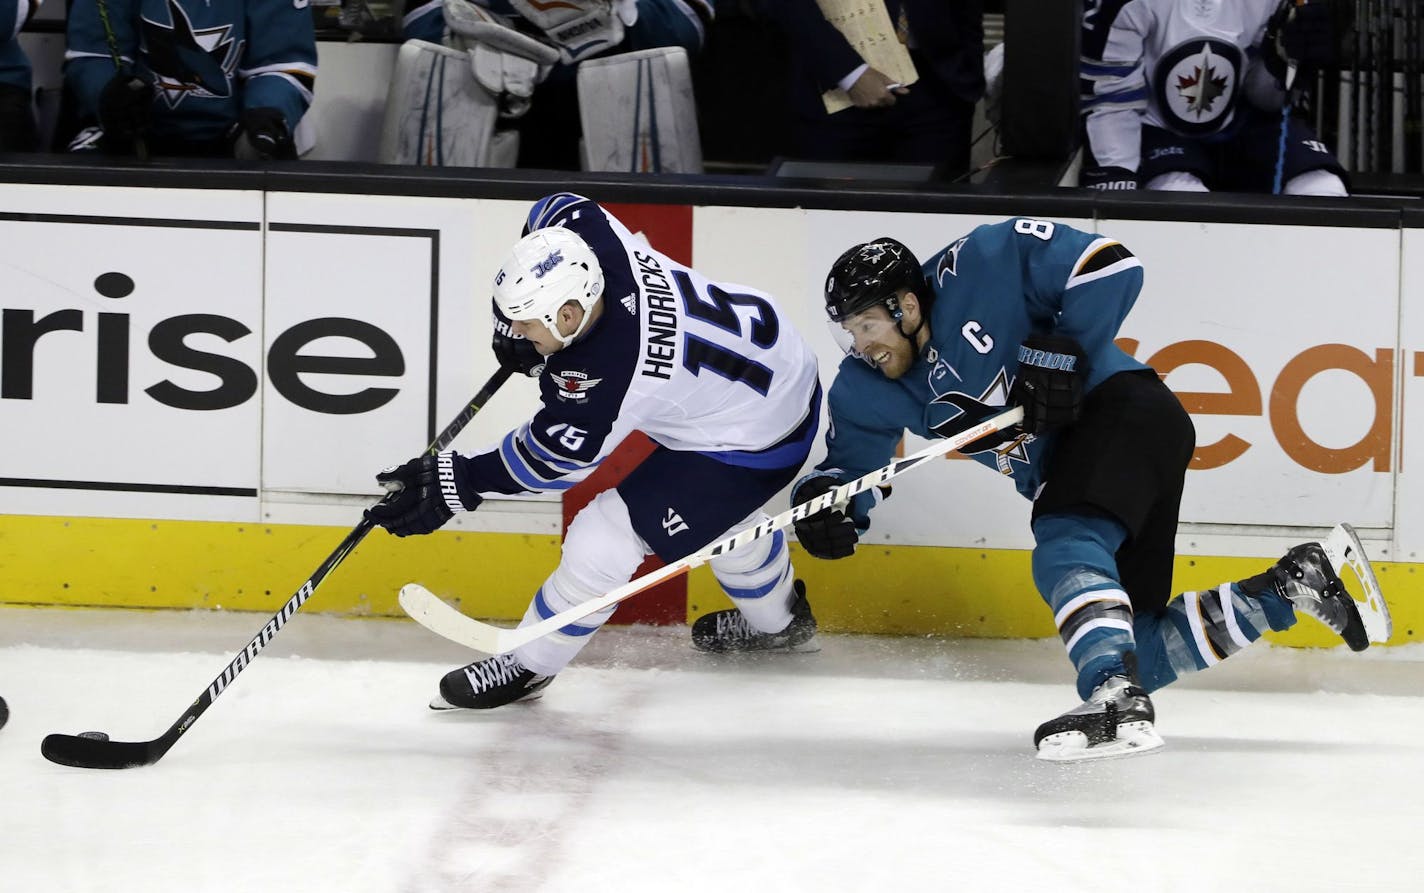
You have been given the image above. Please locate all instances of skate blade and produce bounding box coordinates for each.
[781,637,822,654]
[695,637,823,655]
[1320,523,1392,644]
[1036,721,1165,763]
[427,691,547,711]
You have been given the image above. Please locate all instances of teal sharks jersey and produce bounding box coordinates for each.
[65,0,316,144]
[819,217,1150,517]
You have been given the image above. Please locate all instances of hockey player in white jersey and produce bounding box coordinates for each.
[1080,0,1347,194]
[367,193,823,709]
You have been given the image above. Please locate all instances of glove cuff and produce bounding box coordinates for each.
[791,471,844,506]
[438,451,481,512]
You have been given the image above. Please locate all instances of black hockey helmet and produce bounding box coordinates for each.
[824,238,926,324]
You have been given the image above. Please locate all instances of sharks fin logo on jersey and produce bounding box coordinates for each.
[1154,39,1242,136]
[927,369,1032,473]
[552,369,602,401]
[141,0,243,107]
[935,237,969,285]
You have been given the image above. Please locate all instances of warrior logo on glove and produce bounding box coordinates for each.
[1008,333,1087,435]
[366,451,483,537]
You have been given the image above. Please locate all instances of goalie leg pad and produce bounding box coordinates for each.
[379,40,502,167]
[577,46,703,173]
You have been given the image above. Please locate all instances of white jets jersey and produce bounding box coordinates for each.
[463,193,821,496]
[1081,0,1282,170]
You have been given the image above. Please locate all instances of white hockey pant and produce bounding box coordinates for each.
[514,489,648,676]
[707,514,797,634]
[513,494,797,675]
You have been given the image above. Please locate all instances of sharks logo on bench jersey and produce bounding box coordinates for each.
[142,0,243,105]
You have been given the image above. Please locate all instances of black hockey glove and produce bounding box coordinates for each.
[1009,333,1087,436]
[492,301,545,377]
[1264,0,1337,84]
[97,73,154,147]
[1080,166,1138,191]
[365,451,482,537]
[790,474,858,560]
[232,107,294,161]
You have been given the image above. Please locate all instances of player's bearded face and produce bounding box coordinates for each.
[842,307,915,379]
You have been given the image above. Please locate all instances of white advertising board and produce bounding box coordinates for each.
[1103,218,1399,530]
[0,184,264,522]
[258,193,553,531]
[1394,224,1424,561]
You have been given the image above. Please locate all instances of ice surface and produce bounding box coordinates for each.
[4,605,1423,892]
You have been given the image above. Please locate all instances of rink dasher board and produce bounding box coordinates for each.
[0,184,1419,644]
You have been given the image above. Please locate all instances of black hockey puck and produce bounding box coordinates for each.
[78,731,110,741]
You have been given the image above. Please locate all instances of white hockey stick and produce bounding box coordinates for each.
[400,405,1026,654]
[1320,522,1392,644]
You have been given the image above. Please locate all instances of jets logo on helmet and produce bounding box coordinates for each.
[532,249,564,278]
[493,227,605,347]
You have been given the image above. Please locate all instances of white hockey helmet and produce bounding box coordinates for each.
[492,226,605,347]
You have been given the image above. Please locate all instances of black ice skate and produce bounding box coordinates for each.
[1240,533,1377,651]
[1034,653,1164,763]
[430,653,555,710]
[691,580,819,653]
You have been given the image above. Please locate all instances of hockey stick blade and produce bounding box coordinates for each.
[41,367,514,769]
[42,734,166,770]
[1320,522,1392,644]
[400,405,1025,654]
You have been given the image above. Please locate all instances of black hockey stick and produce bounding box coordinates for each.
[41,366,515,769]
[95,0,148,162]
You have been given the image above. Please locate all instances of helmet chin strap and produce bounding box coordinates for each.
[889,293,926,349]
[895,316,925,347]
[542,299,599,347]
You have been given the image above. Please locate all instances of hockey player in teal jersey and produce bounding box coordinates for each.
[797,218,1390,761]
[64,0,316,157]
